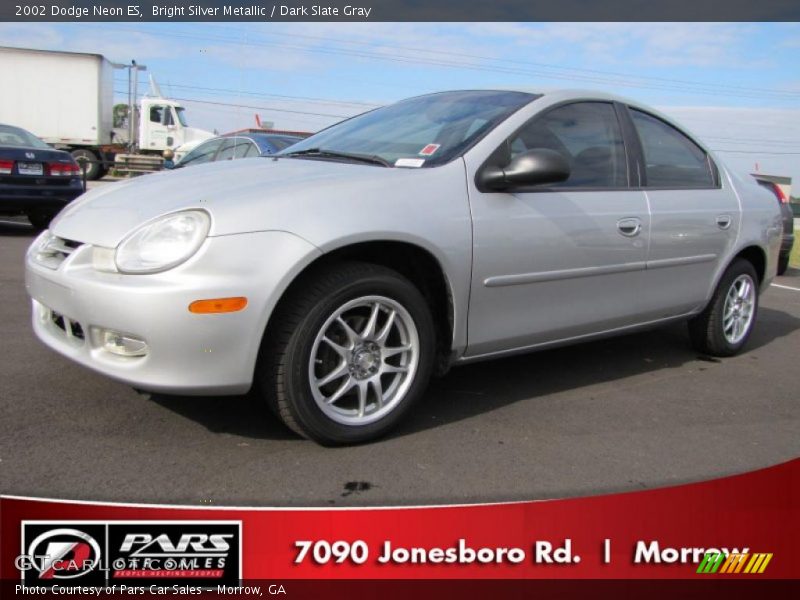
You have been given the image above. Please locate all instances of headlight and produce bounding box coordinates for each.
[115,210,210,274]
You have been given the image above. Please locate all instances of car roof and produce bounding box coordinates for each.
[433,88,713,155]
[220,132,302,151]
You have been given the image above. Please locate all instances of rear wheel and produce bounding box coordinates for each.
[777,253,790,276]
[688,259,759,357]
[257,262,435,445]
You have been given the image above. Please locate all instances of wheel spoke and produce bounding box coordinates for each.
[316,360,348,387]
[376,309,396,344]
[739,280,750,300]
[362,302,381,338]
[383,364,409,374]
[356,381,368,417]
[370,377,384,409]
[383,344,411,359]
[322,336,349,358]
[336,317,361,346]
[325,376,355,405]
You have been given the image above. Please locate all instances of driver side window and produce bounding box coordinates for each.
[149,106,164,123]
[507,102,628,189]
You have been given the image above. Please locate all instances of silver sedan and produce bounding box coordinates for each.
[25,89,783,444]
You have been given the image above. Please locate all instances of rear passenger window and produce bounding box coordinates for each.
[629,109,715,188]
[507,102,628,188]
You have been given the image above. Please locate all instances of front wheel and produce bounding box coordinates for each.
[257,262,436,445]
[688,259,759,357]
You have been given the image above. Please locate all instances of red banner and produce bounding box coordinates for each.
[2,459,798,596]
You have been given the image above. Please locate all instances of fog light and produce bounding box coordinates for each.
[101,330,148,357]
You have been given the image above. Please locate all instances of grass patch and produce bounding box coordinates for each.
[790,228,800,268]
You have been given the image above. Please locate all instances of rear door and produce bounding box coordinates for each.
[624,108,740,318]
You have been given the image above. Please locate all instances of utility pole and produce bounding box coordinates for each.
[112,60,147,151]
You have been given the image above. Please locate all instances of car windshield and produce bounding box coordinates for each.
[278,90,538,167]
[0,124,51,150]
[175,107,189,127]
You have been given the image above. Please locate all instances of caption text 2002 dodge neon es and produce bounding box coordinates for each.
[25,90,783,444]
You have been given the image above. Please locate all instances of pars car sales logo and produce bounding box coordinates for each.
[17,521,241,588]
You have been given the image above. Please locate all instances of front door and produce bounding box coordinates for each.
[465,101,650,358]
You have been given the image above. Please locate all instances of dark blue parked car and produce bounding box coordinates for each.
[0,123,84,229]
[173,132,304,169]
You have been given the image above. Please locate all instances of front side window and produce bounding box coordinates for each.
[279,90,538,167]
[629,109,715,188]
[505,102,628,188]
[149,106,164,124]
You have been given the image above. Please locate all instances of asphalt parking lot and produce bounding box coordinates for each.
[1,216,798,506]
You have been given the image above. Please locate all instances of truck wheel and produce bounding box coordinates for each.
[257,262,435,445]
[70,149,101,180]
[27,211,56,230]
[688,259,759,357]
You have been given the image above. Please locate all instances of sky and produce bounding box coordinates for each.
[1,21,799,186]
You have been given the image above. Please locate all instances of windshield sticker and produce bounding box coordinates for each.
[395,158,426,168]
[419,144,441,156]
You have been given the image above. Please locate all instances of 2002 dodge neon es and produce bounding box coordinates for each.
[25,90,783,444]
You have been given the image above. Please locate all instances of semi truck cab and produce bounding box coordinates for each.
[138,97,213,153]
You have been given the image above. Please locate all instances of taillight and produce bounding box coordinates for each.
[0,159,13,175]
[772,183,789,204]
[48,162,80,177]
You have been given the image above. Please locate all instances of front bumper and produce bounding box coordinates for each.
[25,230,321,394]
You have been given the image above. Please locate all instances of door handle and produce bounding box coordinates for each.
[617,217,642,237]
[716,215,732,230]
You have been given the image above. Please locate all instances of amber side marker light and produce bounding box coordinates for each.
[189,297,248,314]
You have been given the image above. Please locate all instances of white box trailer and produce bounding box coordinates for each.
[0,46,115,148]
[0,46,213,179]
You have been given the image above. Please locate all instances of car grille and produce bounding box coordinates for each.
[35,301,86,346]
[50,310,85,341]
[34,235,82,269]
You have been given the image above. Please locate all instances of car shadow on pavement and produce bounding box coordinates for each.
[148,307,800,443]
[391,306,800,440]
[149,392,299,441]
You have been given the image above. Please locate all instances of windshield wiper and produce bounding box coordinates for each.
[280,148,391,167]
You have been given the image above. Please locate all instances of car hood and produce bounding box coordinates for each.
[50,157,448,248]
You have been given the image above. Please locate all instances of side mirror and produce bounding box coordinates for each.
[478,148,570,191]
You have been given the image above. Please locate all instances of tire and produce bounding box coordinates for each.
[69,148,101,180]
[688,259,759,357]
[27,211,56,230]
[777,253,790,276]
[257,261,435,445]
